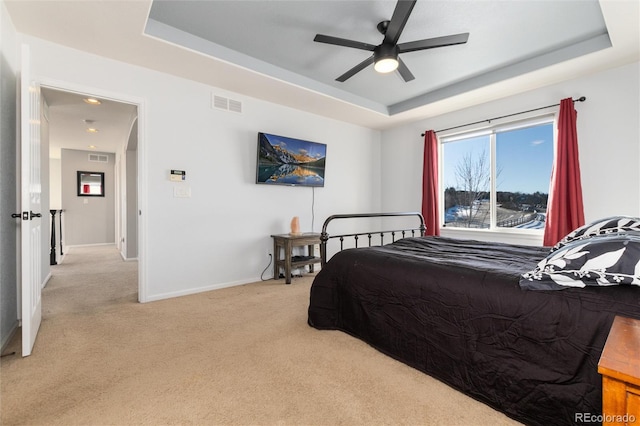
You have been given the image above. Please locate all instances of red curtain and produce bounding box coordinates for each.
[543,98,585,246]
[422,130,440,236]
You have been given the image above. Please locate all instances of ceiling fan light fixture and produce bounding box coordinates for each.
[314,0,469,82]
[374,57,399,73]
[373,43,399,74]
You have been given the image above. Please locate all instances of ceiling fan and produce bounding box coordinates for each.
[313,0,469,82]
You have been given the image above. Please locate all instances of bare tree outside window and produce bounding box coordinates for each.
[446,150,490,228]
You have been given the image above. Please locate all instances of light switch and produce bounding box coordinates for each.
[173,186,191,198]
[83,199,88,204]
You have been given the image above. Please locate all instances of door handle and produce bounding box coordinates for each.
[12,211,41,220]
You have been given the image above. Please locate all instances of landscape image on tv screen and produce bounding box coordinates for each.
[256,132,326,187]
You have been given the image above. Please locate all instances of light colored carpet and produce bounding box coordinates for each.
[1,245,521,425]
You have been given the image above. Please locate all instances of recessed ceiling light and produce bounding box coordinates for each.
[83,98,101,105]
[86,128,99,133]
[83,119,95,124]
[88,145,97,149]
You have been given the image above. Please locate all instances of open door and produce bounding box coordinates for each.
[19,44,42,357]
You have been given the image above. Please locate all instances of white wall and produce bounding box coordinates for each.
[125,120,138,259]
[49,158,61,210]
[381,61,640,245]
[24,35,381,301]
[61,149,116,246]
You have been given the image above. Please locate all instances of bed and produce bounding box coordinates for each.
[308,212,640,426]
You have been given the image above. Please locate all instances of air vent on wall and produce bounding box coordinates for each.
[88,154,109,163]
[212,94,243,114]
[228,99,242,113]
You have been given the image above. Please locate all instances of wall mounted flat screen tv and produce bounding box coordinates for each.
[256,132,326,187]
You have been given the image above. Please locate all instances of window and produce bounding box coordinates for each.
[441,118,554,231]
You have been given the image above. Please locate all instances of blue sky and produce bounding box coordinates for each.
[442,123,554,194]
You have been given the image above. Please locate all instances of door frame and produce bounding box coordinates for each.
[37,77,148,302]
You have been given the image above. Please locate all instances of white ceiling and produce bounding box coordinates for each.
[41,88,137,159]
[5,0,640,153]
[146,0,609,113]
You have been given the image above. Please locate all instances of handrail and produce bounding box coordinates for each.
[320,212,426,267]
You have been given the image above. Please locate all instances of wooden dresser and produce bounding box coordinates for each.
[598,316,640,426]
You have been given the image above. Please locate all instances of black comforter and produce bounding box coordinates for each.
[308,236,640,426]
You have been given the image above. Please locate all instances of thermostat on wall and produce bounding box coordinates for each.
[170,170,186,182]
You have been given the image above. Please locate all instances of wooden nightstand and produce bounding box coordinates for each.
[271,233,321,284]
[598,316,640,425]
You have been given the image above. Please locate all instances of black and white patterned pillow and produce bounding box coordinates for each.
[551,216,640,253]
[521,232,640,291]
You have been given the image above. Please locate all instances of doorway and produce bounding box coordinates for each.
[40,85,143,301]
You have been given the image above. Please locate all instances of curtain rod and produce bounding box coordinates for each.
[421,96,586,137]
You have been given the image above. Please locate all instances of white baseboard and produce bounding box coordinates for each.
[119,251,138,262]
[42,271,52,289]
[143,276,265,303]
[65,243,116,249]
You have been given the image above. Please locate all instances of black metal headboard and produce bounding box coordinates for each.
[320,212,426,267]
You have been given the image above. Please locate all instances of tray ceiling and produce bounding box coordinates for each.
[5,0,639,130]
[146,0,610,115]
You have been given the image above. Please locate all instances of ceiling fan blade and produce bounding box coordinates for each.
[383,0,417,45]
[397,57,415,82]
[398,33,469,53]
[336,55,375,82]
[314,34,377,51]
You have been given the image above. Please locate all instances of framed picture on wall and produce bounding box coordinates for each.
[77,171,105,197]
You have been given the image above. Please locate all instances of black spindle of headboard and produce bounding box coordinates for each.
[319,212,426,267]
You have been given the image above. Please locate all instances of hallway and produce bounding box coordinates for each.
[44,245,138,318]
[3,245,137,356]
